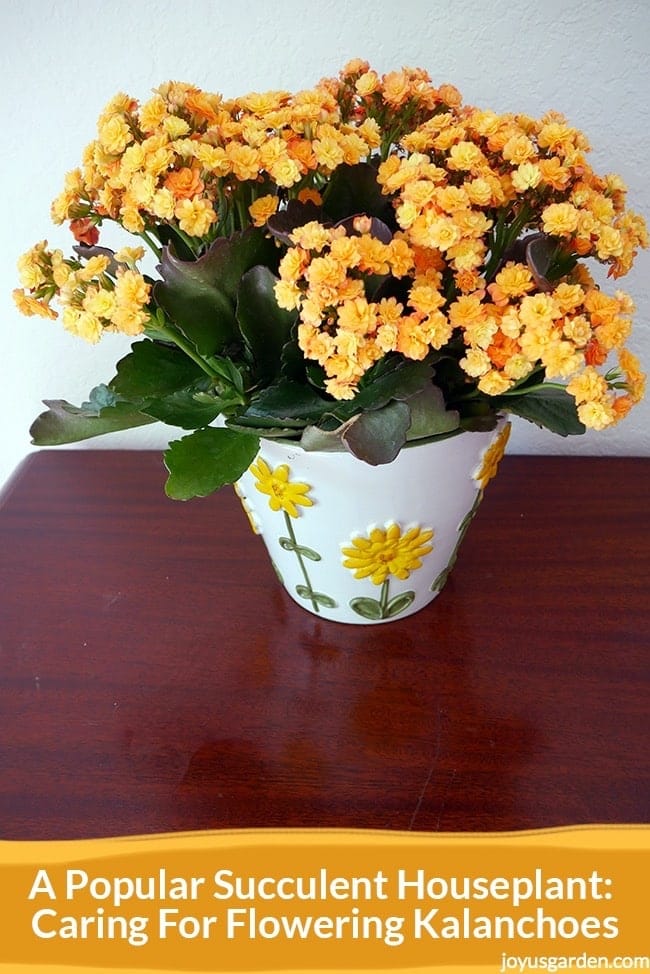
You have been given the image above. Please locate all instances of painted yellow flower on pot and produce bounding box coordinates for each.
[474,422,511,490]
[250,457,313,518]
[342,523,434,585]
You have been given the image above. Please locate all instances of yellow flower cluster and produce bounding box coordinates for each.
[41,62,463,248]
[14,60,647,431]
[276,217,452,399]
[14,241,150,342]
[378,107,646,284]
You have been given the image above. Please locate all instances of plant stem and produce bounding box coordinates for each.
[498,381,567,397]
[138,230,162,259]
[154,322,216,378]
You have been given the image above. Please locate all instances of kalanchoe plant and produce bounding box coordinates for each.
[15,60,648,499]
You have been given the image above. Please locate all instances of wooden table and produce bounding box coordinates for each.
[0,450,647,840]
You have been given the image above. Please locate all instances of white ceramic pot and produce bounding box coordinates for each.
[235,420,510,624]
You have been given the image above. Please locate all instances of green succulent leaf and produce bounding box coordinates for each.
[164,427,259,500]
[322,163,395,225]
[239,380,331,427]
[110,339,205,399]
[236,266,297,384]
[499,385,586,436]
[299,423,350,452]
[405,384,460,440]
[80,384,119,413]
[141,388,225,429]
[332,359,433,421]
[30,399,156,445]
[153,229,276,356]
[341,400,411,464]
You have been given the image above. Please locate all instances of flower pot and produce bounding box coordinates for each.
[235,421,510,624]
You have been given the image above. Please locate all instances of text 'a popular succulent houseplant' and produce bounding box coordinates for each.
[14,60,648,499]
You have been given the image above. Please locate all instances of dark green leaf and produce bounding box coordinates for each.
[236,266,297,384]
[342,400,411,465]
[384,591,415,618]
[142,388,224,429]
[225,420,304,438]
[30,400,156,445]
[266,199,322,245]
[499,386,585,436]
[332,359,432,421]
[154,229,276,355]
[299,423,350,452]
[241,380,331,426]
[406,384,460,440]
[164,427,259,499]
[280,335,308,381]
[110,339,205,399]
[322,163,394,225]
[349,597,383,620]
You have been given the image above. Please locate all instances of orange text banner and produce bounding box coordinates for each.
[0,826,648,973]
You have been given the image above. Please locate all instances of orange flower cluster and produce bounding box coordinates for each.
[14,60,647,429]
[276,216,453,399]
[14,241,150,342]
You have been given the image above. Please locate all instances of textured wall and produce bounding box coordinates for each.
[2,0,649,490]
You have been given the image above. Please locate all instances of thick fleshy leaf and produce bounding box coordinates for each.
[321,163,394,225]
[30,399,156,445]
[266,199,322,245]
[501,386,586,436]
[142,388,224,429]
[154,229,276,355]
[405,384,460,440]
[332,360,433,421]
[299,423,351,452]
[239,380,331,426]
[110,340,205,399]
[236,267,297,383]
[341,400,411,464]
[164,427,259,500]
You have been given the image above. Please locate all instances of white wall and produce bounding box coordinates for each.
[2,0,649,490]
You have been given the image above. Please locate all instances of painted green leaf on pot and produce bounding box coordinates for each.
[296,586,337,609]
[384,591,415,618]
[349,597,384,621]
[430,492,483,592]
[279,537,322,561]
[164,427,259,500]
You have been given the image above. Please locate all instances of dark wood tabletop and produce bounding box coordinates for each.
[0,449,647,840]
